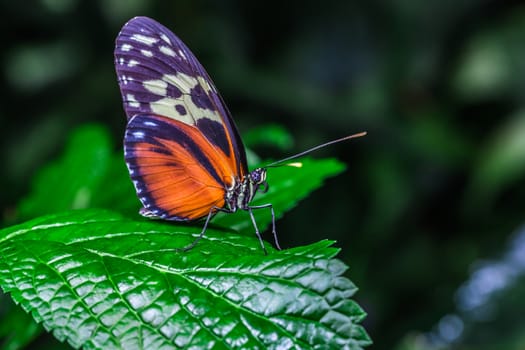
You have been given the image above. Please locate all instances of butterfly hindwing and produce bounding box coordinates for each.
[115,16,247,180]
[124,114,235,221]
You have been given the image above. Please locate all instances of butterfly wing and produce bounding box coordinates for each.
[115,16,247,220]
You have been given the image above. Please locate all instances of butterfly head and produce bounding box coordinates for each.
[248,167,268,194]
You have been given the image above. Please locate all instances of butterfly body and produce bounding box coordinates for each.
[226,167,268,211]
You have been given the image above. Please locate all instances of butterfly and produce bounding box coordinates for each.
[115,16,365,254]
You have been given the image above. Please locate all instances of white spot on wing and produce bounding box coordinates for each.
[159,45,176,57]
[144,121,158,127]
[118,57,124,65]
[121,44,133,52]
[141,49,153,57]
[150,97,194,125]
[178,50,186,60]
[128,59,139,67]
[143,79,168,96]
[197,76,213,93]
[133,131,145,138]
[163,73,192,94]
[127,94,140,108]
[121,75,133,84]
[160,33,171,44]
[131,34,158,46]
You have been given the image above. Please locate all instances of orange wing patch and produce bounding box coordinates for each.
[125,114,238,221]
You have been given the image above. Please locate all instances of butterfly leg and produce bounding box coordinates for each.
[248,203,281,251]
[268,205,281,250]
[247,207,268,255]
[180,206,229,252]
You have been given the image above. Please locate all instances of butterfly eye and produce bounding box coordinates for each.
[249,168,266,184]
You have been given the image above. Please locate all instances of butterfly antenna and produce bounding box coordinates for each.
[265,131,367,168]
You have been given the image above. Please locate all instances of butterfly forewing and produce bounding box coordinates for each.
[115,16,247,220]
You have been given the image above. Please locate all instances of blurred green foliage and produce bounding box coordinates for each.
[1,0,525,349]
[17,125,135,219]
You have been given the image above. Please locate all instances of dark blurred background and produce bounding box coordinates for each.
[2,1,525,349]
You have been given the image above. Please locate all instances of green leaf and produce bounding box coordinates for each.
[213,157,346,234]
[0,209,370,349]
